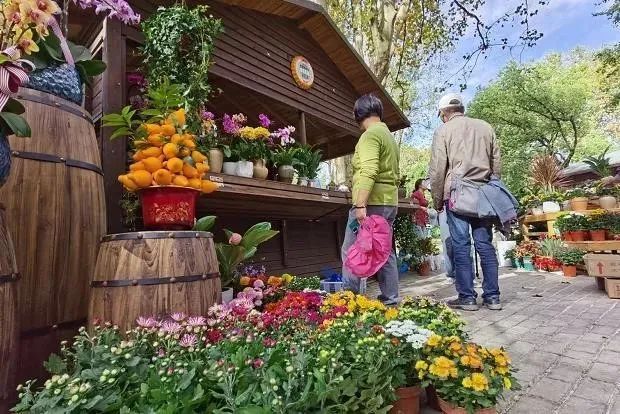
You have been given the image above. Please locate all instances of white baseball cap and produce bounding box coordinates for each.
[437,93,464,115]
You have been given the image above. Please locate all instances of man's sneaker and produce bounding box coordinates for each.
[380,296,401,306]
[446,298,479,311]
[483,297,502,310]
[377,294,389,302]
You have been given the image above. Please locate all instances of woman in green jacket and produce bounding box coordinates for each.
[341,94,400,305]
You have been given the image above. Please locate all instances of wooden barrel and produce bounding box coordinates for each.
[0,204,18,412]
[0,88,106,383]
[89,231,221,331]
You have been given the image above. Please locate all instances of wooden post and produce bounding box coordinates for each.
[298,111,307,145]
[280,220,289,267]
[101,19,126,234]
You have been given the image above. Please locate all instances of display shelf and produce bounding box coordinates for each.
[521,208,620,240]
[565,240,620,252]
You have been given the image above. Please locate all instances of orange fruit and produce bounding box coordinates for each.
[171,134,183,145]
[132,150,145,161]
[142,146,162,158]
[163,143,179,159]
[118,174,138,191]
[188,178,202,189]
[148,134,165,147]
[201,180,219,194]
[183,139,196,150]
[128,170,152,188]
[142,157,163,173]
[172,108,186,126]
[129,161,145,171]
[144,124,162,135]
[173,175,189,187]
[161,124,176,136]
[153,169,172,185]
[182,164,199,178]
[179,147,191,158]
[195,162,209,175]
[191,150,207,163]
[166,157,184,173]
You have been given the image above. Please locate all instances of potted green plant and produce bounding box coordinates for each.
[588,210,609,241]
[607,212,620,240]
[418,238,439,276]
[555,248,585,277]
[555,212,589,241]
[504,249,517,268]
[294,145,322,186]
[234,139,255,178]
[249,140,269,180]
[566,188,590,211]
[515,241,540,271]
[223,139,241,175]
[273,147,300,184]
[595,181,618,210]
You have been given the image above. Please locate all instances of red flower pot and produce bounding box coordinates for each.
[389,385,421,414]
[561,232,573,242]
[438,397,497,414]
[590,230,606,241]
[562,265,577,277]
[570,230,588,242]
[139,186,200,230]
[418,261,431,277]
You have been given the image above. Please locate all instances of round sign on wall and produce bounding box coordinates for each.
[291,56,314,90]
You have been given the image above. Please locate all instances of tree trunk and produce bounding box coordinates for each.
[329,155,353,187]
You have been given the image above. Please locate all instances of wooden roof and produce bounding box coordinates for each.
[215,0,409,132]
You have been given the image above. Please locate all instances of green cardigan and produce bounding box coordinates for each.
[351,122,399,206]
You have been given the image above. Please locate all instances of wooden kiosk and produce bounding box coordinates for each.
[82,0,413,276]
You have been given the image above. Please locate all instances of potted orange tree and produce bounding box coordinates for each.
[417,335,519,414]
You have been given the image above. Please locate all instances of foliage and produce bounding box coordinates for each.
[394,215,424,268]
[555,248,585,266]
[286,275,321,292]
[538,236,564,258]
[399,146,430,198]
[555,213,588,232]
[514,240,540,259]
[606,212,620,234]
[398,297,467,338]
[530,154,567,194]
[503,249,516,261]
[564,187,589,199]
[119,192,140,231]
[272,147,301,167]
[583,146,613,178]
[417,336,519,413]
[468,52,610,193]
[141,5,223,127]
[587,210,610,230]
[216,221,279,287]
[294,145,323,179]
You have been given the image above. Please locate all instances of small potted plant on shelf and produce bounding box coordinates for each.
[594,181,618,210]
[555,248,585,277]
[273,146,300,184]
[555,212,589,242]
[417,336,519,414]
[294,145,322,186]
[607,212,620,240]
[197,110,230,174]
[233,139,256,178]
[418,238,439,276]
[566,188,590,211]
[587,209,609,241]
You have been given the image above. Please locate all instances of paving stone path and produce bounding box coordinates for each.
[369,269,620,414]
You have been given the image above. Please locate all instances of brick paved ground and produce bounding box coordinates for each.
[369,268,620,414]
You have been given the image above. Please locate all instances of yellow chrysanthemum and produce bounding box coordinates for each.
[462,377,473,389]
[496,366,509,375]
[449,341,462,353]
[460,355,482,369]
[503,377,512,390]
[426,334,441,348]
[489,348,503,357]
[385,308,399,320]
[470,373,489,392]
[429,356,456,379]
[415,360,428,371]
[495,354,508,367]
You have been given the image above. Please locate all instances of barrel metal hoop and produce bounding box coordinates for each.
[17,89,93,122]
[20,318,87,339]
[101,231,213,242]
[0,272,20,284]
[11,150,104,176]
[91,272,221,287]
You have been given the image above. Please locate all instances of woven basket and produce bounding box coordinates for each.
[0,133,10,189]
[26,64,83,105]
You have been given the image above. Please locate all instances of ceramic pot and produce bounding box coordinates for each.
[571,230,588,242]
[418,261,431,276]
[561,232,573,242]
[221,287,234,304]
[562,265,577,278]
[222,161,237,175]
[236,160,254,178]
[278,165,295,183]
[252,159,269,180]
[542,201,561,213]
[438,397,496,414]
[561,200,571,211]
[522,256,535,271]
[389,385,421,414]
[590,229,606,241]
[531,206,544,216]
[570,197,589,211]
[208,148,224,173]
[599,195,617,210]
[299,177,309,186]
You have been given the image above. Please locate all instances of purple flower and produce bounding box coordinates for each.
[158,348,166,357]
[270,126,296,146]
[136,316,157,328]
[253,279,265,289]
[160,321,182,334]
[171,312,186,322]
[258,114,271,128]
[222,114,239,135]
[187,316,206,326]
[252,358,264,368]
[202,111,214,121]
[73,0,140,24]
[179,334,198,348]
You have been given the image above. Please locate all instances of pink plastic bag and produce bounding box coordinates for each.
[344,215,392,277]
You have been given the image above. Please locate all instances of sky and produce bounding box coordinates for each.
[407,0,620,146]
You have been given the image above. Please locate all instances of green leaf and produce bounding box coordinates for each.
[68,41,93,62]
[194,215,216,232]
[77,60,107,76]
[43,353,66,374]
[238,406,269,414]
[178,368,195,390]
[4,98,25,115]
[109,127,133,140]
[0,112,31,137]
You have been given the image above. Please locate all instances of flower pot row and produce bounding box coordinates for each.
[561,230,620,242]
[510,256,578,277]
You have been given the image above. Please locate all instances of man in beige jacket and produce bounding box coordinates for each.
[428,93,502,311]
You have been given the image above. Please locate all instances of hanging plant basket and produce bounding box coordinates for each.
[138,186,199,230]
